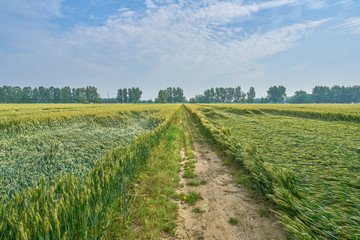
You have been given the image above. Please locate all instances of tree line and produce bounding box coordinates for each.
[1,85,359,104]
[291,85,360,103]
[190,85,360,104]
[0,86,101,103]
[155,87,186,103]
[116,87,143,103]
[189,87,256,103]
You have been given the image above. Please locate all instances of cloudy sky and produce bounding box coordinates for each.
[0,0,359,99]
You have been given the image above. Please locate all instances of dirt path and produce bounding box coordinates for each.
[169,114,286,240]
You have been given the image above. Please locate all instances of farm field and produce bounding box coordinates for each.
[1,103,359,239]
[185,104,360,239]
[0,103,180,239]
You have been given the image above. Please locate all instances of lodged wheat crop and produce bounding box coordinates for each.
[185,103,360,240]
[0,103,180,239]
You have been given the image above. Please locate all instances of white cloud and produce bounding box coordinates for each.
[64,2,327,67]
[337,17,360,34]
[145,0,157,9]
[0,0,63,19]
[259,0,298,9]
[333,0,353,6]
[306,0,328,10]
[0,0,330,98]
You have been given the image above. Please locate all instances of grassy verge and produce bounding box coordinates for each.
[181,108,195,157]
[105,108,184,239]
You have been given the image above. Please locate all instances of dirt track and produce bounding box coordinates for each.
[168,118,286,240]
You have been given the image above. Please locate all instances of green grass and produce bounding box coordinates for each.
[187,179,207,186]
[187,180,200,186]
[184,192,202,205]
[193,207,204,213]
[105,109,184,239]
[229,217,238,225]
[183,170,198,179]
[199,179,207,185]
[182,110,195,159]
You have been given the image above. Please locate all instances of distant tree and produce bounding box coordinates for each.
[0,87,5,103]
[5,86,22,103]
[75,88,86,103]
[166,87,173,103]
[117,87,142,103]
[155,90,168,103]
[312,86,331,103]
[260,97,270,103]
[78,95,88,104]
[52,87,62,103]
[123,88,128,103]
[132,87,142,103]
[291,90,311,103]
[102,98,118,103]
[351,85,360,103]
[85,86,100,103]
[203,89,211,103]
[226,87,235,102]
[32,88,39,103]
[21,87,33,103]
[234,86,246,103]
[173,87,186,103]
[117,89,124,103]
[189,97,196,103]
[148,99,153,103]
[267,85,286,103]
[247,87,256,103]
[61,87,72,103]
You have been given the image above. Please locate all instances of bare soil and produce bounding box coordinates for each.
[166,121,287,240]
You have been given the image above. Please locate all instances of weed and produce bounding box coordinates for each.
[187,181,200,186]
[192,207,204,213]
[183,170,198,179]
[183,192,202,205]
[163,221,177,235]
[200,180,207,185]
[259,208,269,218]
[229,217,238,225]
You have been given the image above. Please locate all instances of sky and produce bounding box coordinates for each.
[0,0,359,99]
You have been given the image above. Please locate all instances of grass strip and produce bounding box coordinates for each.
[105,107,184,239]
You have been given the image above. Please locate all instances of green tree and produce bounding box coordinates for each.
[247,87,256,103]
[155,90,168,103]
[0,87,5,103]
[234,86,245,103]
[291,90,311,103]
[173,87,186,103]
[78,95,88,104]
[117,89,124,103]
[21,87,33,103]
[312,86,331,103]
[267,85,286,103]
[131,87,142,103]
[166,87,173,103]
[61,87,72,103]
[85,86,100,103]
[123,88,128,103]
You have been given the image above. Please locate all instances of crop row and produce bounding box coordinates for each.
[0,104,174,132]
[185,104,360,240]
[201,103,360,123]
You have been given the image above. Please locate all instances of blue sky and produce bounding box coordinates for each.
[0,0,359,99]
